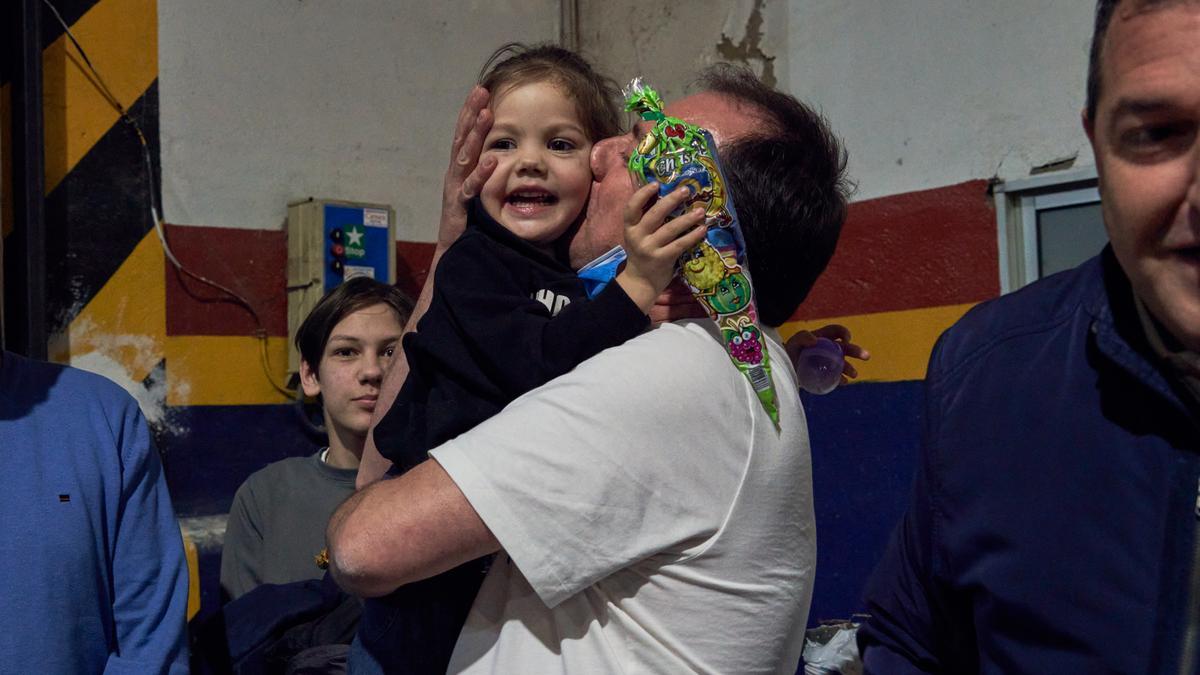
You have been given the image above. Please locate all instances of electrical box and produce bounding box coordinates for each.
[287,198,396,374]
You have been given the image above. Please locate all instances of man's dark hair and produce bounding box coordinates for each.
[1086,0,1193,121]
[295,277,414,369]
[478,43,622,143]
[698,64,851,327]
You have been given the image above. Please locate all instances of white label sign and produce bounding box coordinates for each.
[344,265,376,280]
[363,208,389,227]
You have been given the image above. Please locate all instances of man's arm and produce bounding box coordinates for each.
[358,86,496,487]
[329,458,499,597]
[857,490,946,674]
[334,322,760,608]
[108,404,189,672]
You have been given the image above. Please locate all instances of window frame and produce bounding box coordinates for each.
[993,166,1100,294]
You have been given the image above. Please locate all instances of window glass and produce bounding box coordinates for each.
[1036,202,1106,278]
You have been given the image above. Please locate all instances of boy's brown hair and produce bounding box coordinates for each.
[295,276,414,370]
[479,43,622,143]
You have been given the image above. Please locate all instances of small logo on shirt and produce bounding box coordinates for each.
[533,289,571,317]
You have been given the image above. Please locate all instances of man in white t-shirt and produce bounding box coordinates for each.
[329,65,856,673]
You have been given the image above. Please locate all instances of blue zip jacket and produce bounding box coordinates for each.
[859,249,1200,674]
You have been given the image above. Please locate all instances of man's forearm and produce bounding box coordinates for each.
[331,457,500,597]
[326,487,378,593]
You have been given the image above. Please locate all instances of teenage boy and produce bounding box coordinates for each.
[220,277,412,600]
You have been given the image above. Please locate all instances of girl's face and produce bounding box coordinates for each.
[480,81,594,249]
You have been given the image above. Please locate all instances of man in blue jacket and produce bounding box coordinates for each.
[859,0,1200,672]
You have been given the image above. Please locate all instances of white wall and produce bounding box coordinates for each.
[158,0,1097,237]
[159,0,557,240]
[788,0,1097,202]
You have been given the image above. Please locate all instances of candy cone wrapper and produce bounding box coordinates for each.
[625,78,780,427]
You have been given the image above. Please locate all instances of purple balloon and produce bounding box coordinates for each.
[796,337,844,395]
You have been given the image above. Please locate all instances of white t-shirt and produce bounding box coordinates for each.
[431,319,816,674]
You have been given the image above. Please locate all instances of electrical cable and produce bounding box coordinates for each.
[42,0,296,399]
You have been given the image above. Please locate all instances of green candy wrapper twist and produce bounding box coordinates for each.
[624,78,780,427]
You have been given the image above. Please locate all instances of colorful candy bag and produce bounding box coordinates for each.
[624,78,780,426]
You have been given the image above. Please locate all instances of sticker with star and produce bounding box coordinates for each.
[344,224,367,259]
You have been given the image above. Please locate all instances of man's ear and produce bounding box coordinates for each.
[299,359,322,398]
[1082,108,1097,146]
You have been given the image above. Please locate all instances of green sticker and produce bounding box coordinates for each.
[344,224,367,259]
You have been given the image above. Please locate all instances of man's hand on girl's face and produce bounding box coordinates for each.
[439,86,495,249]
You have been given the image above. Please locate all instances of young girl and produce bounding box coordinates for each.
[374,46,705,475]
[364,44,706,672]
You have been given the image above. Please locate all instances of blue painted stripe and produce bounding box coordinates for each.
[803,380,923,625]
[161,403,323,518]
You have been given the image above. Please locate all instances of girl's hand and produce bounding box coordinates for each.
[615,183,708,313]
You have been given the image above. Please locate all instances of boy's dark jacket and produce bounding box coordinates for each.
[859,249,1200,674]
[192,573,358,674]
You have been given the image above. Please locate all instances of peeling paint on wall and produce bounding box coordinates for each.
[69,349,187,436]
[58,314,162,382]
[180,514,228,552]
[581,0,785,108]
[1030,154,1078,175]
[717,0,776,87]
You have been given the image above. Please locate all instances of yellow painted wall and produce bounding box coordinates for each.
[781,303,976,383]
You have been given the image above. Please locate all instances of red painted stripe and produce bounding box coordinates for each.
[164,224,288,337]
[165,180,996,335]
[164,225,437,336]
[792,179,1000,320]
[396,241,436,301]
